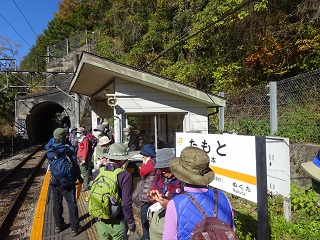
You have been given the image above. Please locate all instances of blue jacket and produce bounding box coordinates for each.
[46,139,82,184]
[45,137,54,150]
[173,188,234,239]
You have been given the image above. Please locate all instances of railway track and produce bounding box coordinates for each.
[0,146,47,239]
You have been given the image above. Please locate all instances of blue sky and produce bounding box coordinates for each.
[0,0,60,65]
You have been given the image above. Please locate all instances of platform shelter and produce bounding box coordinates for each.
[69,52,225,148]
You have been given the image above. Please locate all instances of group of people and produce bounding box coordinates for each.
[123,127,151,151]
[46,125,236,239]
[123,127,168,152]
[45,122,114,236]
[69,122,115,191]
[132,145,235,240]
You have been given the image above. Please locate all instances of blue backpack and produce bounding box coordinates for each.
[47,144,74,187]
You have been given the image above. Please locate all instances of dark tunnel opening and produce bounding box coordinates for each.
[26,101,70,144]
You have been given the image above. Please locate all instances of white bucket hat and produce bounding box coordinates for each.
[99,136,111,146]
[301,150,320,182]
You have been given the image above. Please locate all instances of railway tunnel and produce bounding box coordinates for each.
[25,101,71,144]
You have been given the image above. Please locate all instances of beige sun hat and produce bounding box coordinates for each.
[99,136,111,146]
[169,146,215,186]
[300,150,320,182]
[123,125,132,132]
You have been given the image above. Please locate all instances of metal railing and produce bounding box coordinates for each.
[46,31,98,62]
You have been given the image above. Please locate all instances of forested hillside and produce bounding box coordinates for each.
[20,0,320,94]
[1,0,319,145]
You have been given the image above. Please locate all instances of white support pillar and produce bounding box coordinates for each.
[74,54,80,128]
[91,98,98,131]
[185,112,190,132]
[113,108,121,143]
[154,114,158,150]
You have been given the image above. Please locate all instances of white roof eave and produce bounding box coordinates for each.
[69,52,225,107]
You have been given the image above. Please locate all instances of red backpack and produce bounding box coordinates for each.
[86,133,97,153]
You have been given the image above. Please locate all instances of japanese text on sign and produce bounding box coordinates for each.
[176,133,258,203]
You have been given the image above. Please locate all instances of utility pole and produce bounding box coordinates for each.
[218,92,225,133]
[269,82,278,136]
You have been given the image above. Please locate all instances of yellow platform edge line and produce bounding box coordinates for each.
[210,166,256,185]
[30,169,51,240]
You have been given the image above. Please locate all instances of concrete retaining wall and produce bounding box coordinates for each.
[290,143,320,188]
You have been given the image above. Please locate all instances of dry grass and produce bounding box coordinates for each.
[0,120,14,137]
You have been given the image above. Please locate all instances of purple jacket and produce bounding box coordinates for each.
[93,163,134,224]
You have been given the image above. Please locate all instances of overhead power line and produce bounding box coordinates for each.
[142,0,259,69]
[0,13,32,48]
[13,0,38,37]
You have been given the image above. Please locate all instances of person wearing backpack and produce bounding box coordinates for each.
[85,129,98,177]
[69,127,78,153]
[86,130,98,154]
[46,128,83,237]
[90,142,137,240]
[163,147,236,240]
[76,127,91,191]
[45,126,72,151]
[147,148,182,240]
[132,144,157,240]
[92,124,106,171]
[94,135,112,169]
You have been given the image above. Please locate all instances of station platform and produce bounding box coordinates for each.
[30,155,142,240]
[42,190,96,239]
[31,170,98,240]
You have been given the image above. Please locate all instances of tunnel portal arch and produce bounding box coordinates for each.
[26,101,70,144]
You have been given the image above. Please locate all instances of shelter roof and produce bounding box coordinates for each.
[69,52,225,107]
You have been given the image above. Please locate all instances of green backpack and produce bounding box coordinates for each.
[88,165,125,220]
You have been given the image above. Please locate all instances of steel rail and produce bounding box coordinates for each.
[0,145,43,184]
[0,147,47,234]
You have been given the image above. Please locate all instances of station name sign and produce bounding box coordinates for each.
[175,133,290,203]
